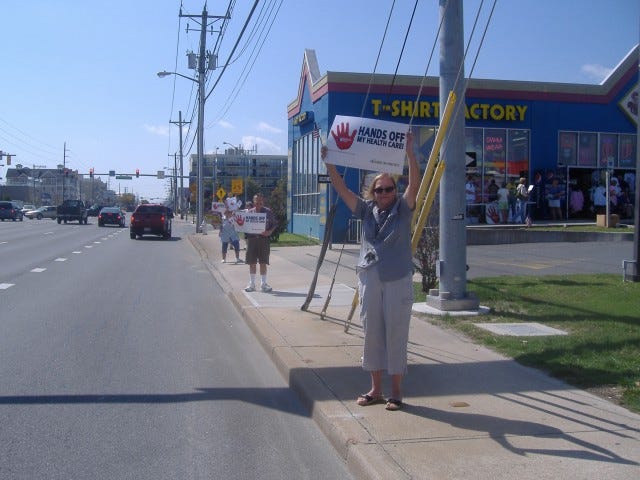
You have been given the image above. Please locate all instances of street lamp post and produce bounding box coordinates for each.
[158,70,206,233]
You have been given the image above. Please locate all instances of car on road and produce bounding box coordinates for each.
[129,204,172,239]
[86,204,106,217]
[0,201,24,221]
[25,206,57,220]
[21,204,36,215]
[98,207,126,227]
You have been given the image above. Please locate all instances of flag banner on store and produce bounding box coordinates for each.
[231,211,266,234]
[323,115,408,174]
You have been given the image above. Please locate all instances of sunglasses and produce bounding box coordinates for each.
[373,186,396,194]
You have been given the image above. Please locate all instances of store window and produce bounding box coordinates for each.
[599,133,618,168]
[578,132,597,166]
[558,131,577,165]
[292,133,321,215]
[619,134,637,168]
[463,127,529,203]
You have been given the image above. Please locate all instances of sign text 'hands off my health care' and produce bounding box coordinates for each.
[324,115,409,174]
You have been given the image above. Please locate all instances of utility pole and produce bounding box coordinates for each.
[427,0,479,311]
[62,142,67,202]
[170,110,190,218]
[180,6,225,233]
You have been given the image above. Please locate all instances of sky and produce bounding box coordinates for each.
[1,0,638,201]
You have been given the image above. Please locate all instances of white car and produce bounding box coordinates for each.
[25,206,57,220]
[21,204,36,215]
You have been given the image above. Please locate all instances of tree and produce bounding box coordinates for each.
[268,177,288,242]
[244,177,262,206]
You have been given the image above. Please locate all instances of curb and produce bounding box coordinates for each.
[229,290,409,480]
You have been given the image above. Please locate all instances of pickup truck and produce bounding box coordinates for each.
[57,199,88,224]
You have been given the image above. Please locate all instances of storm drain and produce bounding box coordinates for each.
[474,322,568,337]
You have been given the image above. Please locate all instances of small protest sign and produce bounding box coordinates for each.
[231,210,266,234]
[323,115,408,174]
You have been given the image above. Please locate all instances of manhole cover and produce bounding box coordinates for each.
[473,322,567,337]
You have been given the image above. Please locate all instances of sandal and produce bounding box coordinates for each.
[356,393,385,406]
[385,398,403,411]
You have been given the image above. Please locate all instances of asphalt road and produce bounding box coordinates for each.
[0,218,352,480]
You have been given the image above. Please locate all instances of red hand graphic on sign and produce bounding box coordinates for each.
[234,213,245,226]
[331,122,356,150]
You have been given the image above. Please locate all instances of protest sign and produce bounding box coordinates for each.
[231,210,266,234]
[324,115,408,174]
[211,202,226,213]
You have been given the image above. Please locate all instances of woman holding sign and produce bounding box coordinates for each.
[321,129,419,411]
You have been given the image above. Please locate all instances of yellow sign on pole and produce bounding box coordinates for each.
[231,178,243,194]
[216,187,226,201]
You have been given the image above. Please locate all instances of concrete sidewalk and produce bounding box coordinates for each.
[188,229,639,480]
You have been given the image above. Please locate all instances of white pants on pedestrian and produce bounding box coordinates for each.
[358,268,413,375]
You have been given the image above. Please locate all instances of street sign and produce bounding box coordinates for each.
[216,187,227,200]
[231,178,243,194]
[115,175,132,180]
[157,170,165,179]
[318,174,331,184]
[109,170,116,177]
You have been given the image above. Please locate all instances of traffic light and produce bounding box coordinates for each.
[6,155,11,166]
[136,169,140,178]
[89,168,94,178]
[64,168,69,177]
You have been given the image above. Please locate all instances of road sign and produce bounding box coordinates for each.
[109,170,116,177]
[216,187,226,201]
[157,170,165,179]
[115,175,132,180]
[231,178,243,194]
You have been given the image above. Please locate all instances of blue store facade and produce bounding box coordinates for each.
[287,47,639,243]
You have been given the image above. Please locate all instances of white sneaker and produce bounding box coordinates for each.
[221,259,226,263]
[245,284,256,292]
[261,283,272,293]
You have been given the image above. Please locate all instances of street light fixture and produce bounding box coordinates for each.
[223,141,241,154]
[157,69,206,233]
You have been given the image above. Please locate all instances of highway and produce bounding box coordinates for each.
[0,218,352,480]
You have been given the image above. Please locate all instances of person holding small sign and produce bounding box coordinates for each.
[321,129,419,412]
[244,193,276,292]
[219,210,242,264]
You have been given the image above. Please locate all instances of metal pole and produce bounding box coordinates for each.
[633,37,640,280]
[179,110,185,219]
[196,6,207,233]
[435,0,477,309]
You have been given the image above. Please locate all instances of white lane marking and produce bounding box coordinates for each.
[54,258,67,262]
[84,245,93,249]
[0,283,15,290]
[44,231,54,235]
[0,241,7,245]
[31,268,47,273]
[72,251,82,254]
[93,241,101,244]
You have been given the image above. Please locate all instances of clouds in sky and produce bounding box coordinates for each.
[241,135,283,155]
[144,124,170,136]
[257,121,282,134]
[580,64,613,83]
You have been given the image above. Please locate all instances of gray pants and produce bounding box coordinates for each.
[358,268,413,375]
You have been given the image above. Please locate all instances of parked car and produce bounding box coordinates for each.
[98,207,125,227]
[0,201,24,221]
[21,204,36,215]
[129,204,172,239]
[25,206,57,220]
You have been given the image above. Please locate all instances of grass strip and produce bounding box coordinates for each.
[415,274,640,412]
